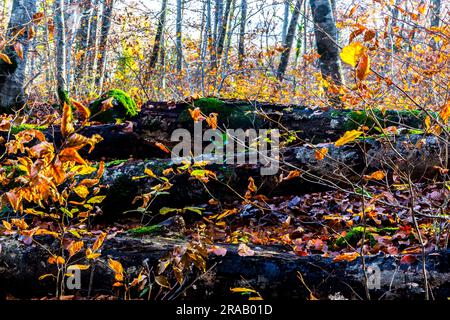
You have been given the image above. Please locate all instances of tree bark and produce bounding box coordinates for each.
[0,0,37,112]
[309,0,343,106]
[54,0,67,97]
[0,236,449,299]
[277,0,303,79]
[281,0,290,45]
[74,0,91,90]
[216,0,232,63]
[149,0,168,70]
[175,0,183,72]
[95,0,114,91]
[86,0,100,86]
[238,0,246,66]
[430,0,441,49]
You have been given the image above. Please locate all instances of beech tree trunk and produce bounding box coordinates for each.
[86,0,100,84]
[0,0,37,112]
[176,0,183,72]
[309,0,343,105]
[277,0,303,79]
[95,0,115,90]
[54,0,67,96]
[149,0,168,70]
[238,0,247,66]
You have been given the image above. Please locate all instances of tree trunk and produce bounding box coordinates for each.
[54,0,67,98]
[309,0,343,106]
[281,0,290,45]
[430,0,441,49]
[1,236,449,299]
[74,0,91,90]
[0,0,37,112]
[277,0,303,79]
[149,0,168,70]
[237,0,247,66]
[86,0,100,86]
[175,0,183,72]
[216,0,232,63]
[95,0,115,91]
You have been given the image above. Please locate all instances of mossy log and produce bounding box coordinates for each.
[1,101,429,160]
[96,134,447,216]
[0,236,449,300]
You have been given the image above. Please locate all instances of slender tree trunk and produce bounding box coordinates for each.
[329,0,338,42]
[277,0,303,79]
[149,0,168,70]
[216,0,232,63]
[74,0,91,90]
[54,0,67,98]
[86,0,99,85]
[281,0,290,45]
[176,0,183,72]
[95,0,114,91]
[221,0,236,72]
[0,0,37,112]
[64,2,82,92]
[238,0,247,66]
[308,0,343,106]
[430,0,441,49]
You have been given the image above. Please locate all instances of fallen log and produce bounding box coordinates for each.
[2,101,429,160]
[95,134,447,217]
[0,236,449,300]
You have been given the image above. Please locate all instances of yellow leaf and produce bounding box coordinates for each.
[108,258,124,276]
[333,252,359,262]
[230,287,257,293]
[92,232,107,251]
[38,274,54,280]
[68,240,84,257]
[69,264,90,270]
[70,99,91,121]
[59,148,86,165]
[144,168,157,178]
[74,185,89,198]
[364,170,386,181]
[335,130,363,147]
[439,100,450,124]
[340,42,366,67]
[0,52,12,64]
[247,177,256,193]
[61,102,74,137]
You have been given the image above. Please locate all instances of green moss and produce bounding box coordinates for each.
[10,123,47,135]
[127,224,164,236]
[105,159,128,167]
[89,89,138,123]
[179,98,259,128]
[343,109,428,132]
[335,226,399,248]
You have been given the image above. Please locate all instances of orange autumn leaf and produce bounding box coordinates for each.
[282,170,302,181]
[439,100,450,124]
[155,142,170,153]
[356,52,370,81]
[0,52,12,64]
[206,113,218,129]
[71,99,91,121]
[363,170,385,181]
[333,252,359,263]
[315,147,328,160]
[188,107,205,122]
[61,102,74,137]
[68,240,84,257]
[247,177,257,193]
[59,148,86,165]
[14,42,24,60]
[92,232,107,251]
[108,258,124,278]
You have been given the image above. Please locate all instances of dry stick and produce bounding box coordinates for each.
[407,175,430,300]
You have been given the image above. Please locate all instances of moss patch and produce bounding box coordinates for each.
[127,225,164,236]
[342,109,427,132]
[89,89,138,123]
[10,123,47,135]
[179,98,259,128]
[335,226,398,248]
